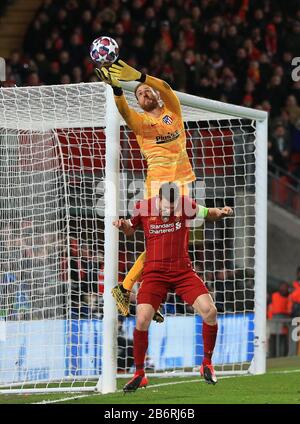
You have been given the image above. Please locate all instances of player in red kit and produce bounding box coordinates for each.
[113,182,233,391]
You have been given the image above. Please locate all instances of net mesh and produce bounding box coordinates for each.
[0,83,106,390]
[0,82,258,392]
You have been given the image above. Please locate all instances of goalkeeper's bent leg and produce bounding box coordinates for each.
[111,285,131,316]
[115,250,164,322]
[111,251,146,316]
[123,251,146,291]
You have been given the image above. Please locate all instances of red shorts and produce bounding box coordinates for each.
[137,261,209,311]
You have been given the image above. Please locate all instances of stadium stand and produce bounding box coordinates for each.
[0,0,300,217]
[0,0,42,60]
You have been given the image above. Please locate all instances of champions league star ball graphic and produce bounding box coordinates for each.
[89,36,119,66]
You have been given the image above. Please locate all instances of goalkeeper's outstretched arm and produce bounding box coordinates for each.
[109,60,182,116]
[96,60,182,132]
[113,93,143,134]
[95,66,143,134]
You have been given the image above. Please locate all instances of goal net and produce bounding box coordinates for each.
[0,82,267,394]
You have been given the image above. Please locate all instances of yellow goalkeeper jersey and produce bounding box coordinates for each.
[114,75,196,198]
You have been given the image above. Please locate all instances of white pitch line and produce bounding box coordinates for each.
[270,369,300,374]
[33,394,95,404]
[30,368,300,405]
[30,375,235,404]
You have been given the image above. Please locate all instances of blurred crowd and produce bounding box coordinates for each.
[267,267,300,321]
[267,267,300,357]
[0,0,13,17]
[1,0,300,181]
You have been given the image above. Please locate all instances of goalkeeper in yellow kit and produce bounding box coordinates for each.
[95,60,196,320]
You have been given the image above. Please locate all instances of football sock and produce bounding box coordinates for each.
[134,328,148,376]
[123,250,146,291]
[202,321,218,366]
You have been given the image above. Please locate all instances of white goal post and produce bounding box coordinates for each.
[0,81,267,394]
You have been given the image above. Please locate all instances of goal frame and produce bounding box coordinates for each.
[101,83,268,393]
[0,82,267,395]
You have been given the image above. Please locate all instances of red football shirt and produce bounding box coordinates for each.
[130,196,197,265]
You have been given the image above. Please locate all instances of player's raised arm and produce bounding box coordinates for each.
[95,67,143,134]
[198,205,233,221]
[113,200,143,236]
[109,60,182,117]
[183,198,233,221]
[113,218,135,236]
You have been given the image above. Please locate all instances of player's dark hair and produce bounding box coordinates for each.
[159,182,180,204]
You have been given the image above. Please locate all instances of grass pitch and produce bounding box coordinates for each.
[0,357,299,404]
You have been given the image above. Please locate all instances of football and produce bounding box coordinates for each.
[89,36,119,66]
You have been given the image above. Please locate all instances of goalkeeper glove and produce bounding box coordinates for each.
[109,59,145,82]
[95,66,121,87]
[95,66,123,96]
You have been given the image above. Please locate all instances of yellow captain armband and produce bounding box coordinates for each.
[197,206,209,219]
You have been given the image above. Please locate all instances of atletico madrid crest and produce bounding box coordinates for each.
[162,115,173,125]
